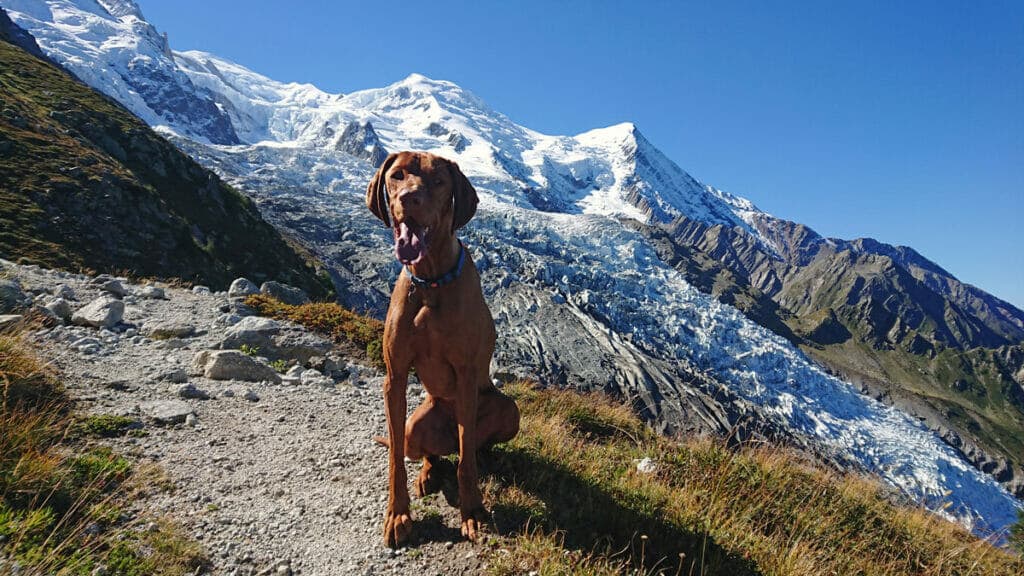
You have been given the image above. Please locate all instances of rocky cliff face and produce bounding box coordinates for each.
[659,213,1024,497]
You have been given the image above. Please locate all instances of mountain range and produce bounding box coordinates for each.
[2,0,1022,537]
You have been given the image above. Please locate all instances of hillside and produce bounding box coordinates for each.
[664,214,1024,497]
[0,30,331,296]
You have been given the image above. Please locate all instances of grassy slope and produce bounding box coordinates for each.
[0,38,331,296]
[0,327,205,574]
[256,295,1022,575]
[480,382,1023,576]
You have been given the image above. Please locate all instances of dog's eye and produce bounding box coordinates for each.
[391,170,404,180]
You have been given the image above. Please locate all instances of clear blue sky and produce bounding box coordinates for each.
[135,0,1023,309]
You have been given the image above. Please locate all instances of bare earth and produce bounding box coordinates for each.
[8,262,491,575]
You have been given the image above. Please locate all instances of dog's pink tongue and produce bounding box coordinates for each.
[395,222,426,265]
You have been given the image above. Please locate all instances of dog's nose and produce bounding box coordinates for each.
[398,190,424,208]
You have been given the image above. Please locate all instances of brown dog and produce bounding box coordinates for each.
[366,151,520,547]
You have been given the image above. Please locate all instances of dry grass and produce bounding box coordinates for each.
[484,381,1023,576]
[245,293,385,368]
[0,333,206,574]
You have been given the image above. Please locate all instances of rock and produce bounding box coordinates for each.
[52,283,76,300]
[243,389,260,402]
[141,400,193,425]
[138,285,166,299]
[192,285,212,295]
[228,278,259,299]
[99,279,126,298]
[155,368,189,383]
[145,321,195,339]
[300,369,334,387]
[0,278,29,313]
[155,338,188,350]
[185,413,198,427]
[191,350,282,384]
[177,383,210,400]
[260,281,309,306]
[71,296,125,328]
[636,457,657,474]
[286,365,304,378]
[45,297,73,321]
[0,314,22,331]
[220,316,330,363]
[214,313,243,327]
[221,316,282,351]
[272,331,332,364]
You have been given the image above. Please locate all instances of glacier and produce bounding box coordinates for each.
[4,0,1022,538]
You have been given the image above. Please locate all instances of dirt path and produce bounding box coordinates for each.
[10,262,489,575]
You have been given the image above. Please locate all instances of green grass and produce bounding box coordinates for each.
[0,332,206,574]
[75,415,139,438]
[482,381,1023,576]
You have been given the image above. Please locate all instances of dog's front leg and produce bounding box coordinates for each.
[383,368,412,547]
[455,367,487,541]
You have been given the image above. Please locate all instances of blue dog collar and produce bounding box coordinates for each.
[404,241,466,289]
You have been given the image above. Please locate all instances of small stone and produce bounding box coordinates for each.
[0,314,22,331]
[140,400,193,425]
[99,279,126,298]
[145,321,195,339]
[222,388,236,398]
[300,368,334,387]
[155,368,189,383]
[43,297,72,321]
[155,338,188,350]
[636,457,657,474]
[185,413,198,426]
[228,278,260,299]
[52,283,75,300]
[243,389,260,402]
[177,383,210,400]
[192,285,212,295]
[138,285,166,299]
[0,278,29,313]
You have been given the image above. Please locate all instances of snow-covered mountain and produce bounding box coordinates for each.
[5,0,1022,538]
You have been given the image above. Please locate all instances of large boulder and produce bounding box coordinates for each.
[71,296,124,328]
[260,281,309,306]
[191,350,281,384]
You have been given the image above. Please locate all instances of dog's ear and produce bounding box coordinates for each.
[366,153,398,227]
[448,159,478,231]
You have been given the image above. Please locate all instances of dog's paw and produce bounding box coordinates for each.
[415,456,456,498]
[460,506,488,542]
[382,511,413,548]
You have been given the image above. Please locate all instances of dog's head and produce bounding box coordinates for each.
[366,151,478,266]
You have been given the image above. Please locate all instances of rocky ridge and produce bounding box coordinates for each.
[0,258,486,575]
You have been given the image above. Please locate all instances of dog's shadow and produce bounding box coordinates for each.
[477,446,762,576]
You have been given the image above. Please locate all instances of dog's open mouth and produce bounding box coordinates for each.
[394,220,429,266]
